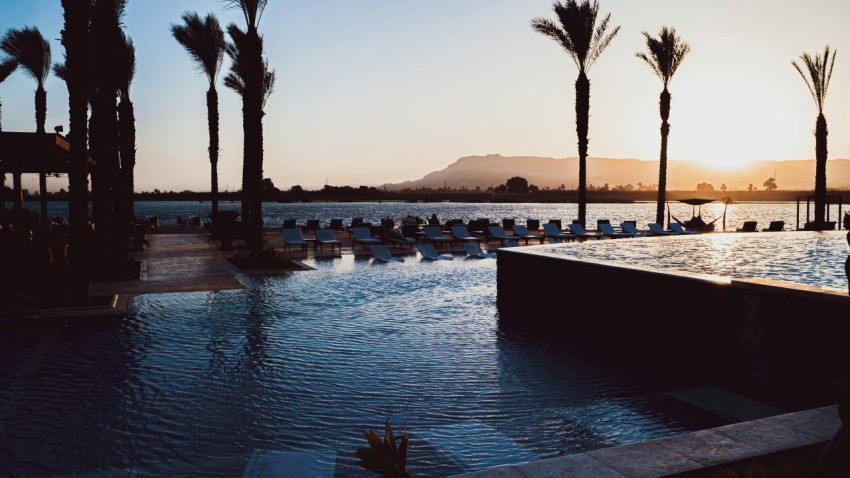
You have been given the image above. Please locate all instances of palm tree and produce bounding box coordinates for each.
[117,32,136,233]
[0,26,51,221]
[793,46,835,228]
[171,12,226,218]
[636,27,690,226]
[0,60,16,211]
[89,0,125,257]
[224,0,268,258]
[531,0,619,227]
[60,0,92,301]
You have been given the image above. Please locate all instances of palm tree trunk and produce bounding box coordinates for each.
[814,113,827,225]
[244,29,265,258]
[575,72,590,228]
[119,97,135,231]
[62,0,91,301]
[656,88,671,226]
[36,86,48,222]
[207,86,219,217]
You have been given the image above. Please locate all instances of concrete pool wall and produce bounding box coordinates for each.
[496,246,850,406]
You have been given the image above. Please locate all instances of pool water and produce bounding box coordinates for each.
[535,230,850,291]
[0,254,725,477]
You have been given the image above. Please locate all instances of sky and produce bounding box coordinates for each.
[2,0,850,192]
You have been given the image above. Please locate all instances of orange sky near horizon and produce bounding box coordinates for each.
[2,0,850,192]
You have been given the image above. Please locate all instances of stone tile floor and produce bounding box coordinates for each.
[451,406,839,478]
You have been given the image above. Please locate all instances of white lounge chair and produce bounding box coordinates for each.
[668,223,702,235]
[568,223,602,240]
[352,226,382,249]
[599,222,633,238]
[463,243,496,259]
[451,224,483,243]
[314,228,342,253]
[282,228,309,253]
[487,225,514,245]
[370,245,404,262]
[417,243,453,261]
[647,223,680,236]
[620,222,648,237]
[511,225,546,244]
[542,223,577,242]
[423,225,454,247]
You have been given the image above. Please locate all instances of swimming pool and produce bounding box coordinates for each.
[533,230,850,291]
[0,255,724,477]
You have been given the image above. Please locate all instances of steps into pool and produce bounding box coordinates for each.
[242,450,336,478]
[664,385,784,422]
[416,421,539,472]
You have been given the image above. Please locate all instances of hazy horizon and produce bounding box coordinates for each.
[2,0,850,193]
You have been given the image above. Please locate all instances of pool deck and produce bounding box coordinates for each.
[450,405,839,478]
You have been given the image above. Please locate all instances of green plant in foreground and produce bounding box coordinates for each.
[347,420,412,478]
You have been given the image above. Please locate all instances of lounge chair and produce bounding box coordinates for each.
[282,218,297,229]
[762,220,785,232]
[502,218,516,231]
[547,219,562,231]
[647,223,680,236]
[314,228,342,253]
[542,223,577,242]
[370,245,404,262]
[620,222,648,237]
[463,242,496,259]
[487,225,515,245]
[328,218,344,231]
[451,224,483,243]
[736,221,758,232]
[511,224,546,244]
[599,222,634,238]
[668,223,702,235]
[282,228,309,253]
[383,227,417,249]
[305,219,321,231]
[526,219,541,232]
[416,243,452,261]
[423,225,454,247]
[568,223,602,240]
[352,226,382,249]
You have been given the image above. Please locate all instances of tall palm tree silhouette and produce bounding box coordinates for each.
[637,27,690,226]
[793,46,835,228]
[0,26,51,220]
[531,0,619,227]
[225,0,267,258]
[117,32,136,233]
[171,12,226,217]
[60,0,92,301]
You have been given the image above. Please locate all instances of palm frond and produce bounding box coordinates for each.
[223,70,244,96]
[0,26,51,86]
[116,32,135,99]
[171,11,226,86]
[636,26,690,87]
[223,0,269,28]
[532,0,617,73]
[262,62,275,108]
[793,46,835,112]
[0,59,17,83]
[52,61,66,82]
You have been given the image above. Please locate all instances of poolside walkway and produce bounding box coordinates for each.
[89,232,245,310]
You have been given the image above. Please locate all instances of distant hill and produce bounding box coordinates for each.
[382,154,850,191]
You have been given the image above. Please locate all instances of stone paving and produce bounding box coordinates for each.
[450,406,839,478]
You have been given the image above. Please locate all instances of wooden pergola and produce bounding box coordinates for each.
[0,132,94,220]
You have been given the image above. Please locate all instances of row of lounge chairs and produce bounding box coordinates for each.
[371,243,498,262]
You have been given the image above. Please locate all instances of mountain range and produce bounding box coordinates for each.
[382,154,850,191]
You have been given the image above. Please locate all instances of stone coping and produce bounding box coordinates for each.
[450,406,839,478]
[0,294,131,321]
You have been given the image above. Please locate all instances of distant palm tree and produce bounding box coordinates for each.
[117,32,136,232]
[60,0,92,301]
[793,46,835,228]
[0,60,15,211]
[171,12,226,217]
[531,0,619,228]
[637,27,690,226]
[224,0,268,258]
[0,26,51,220]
